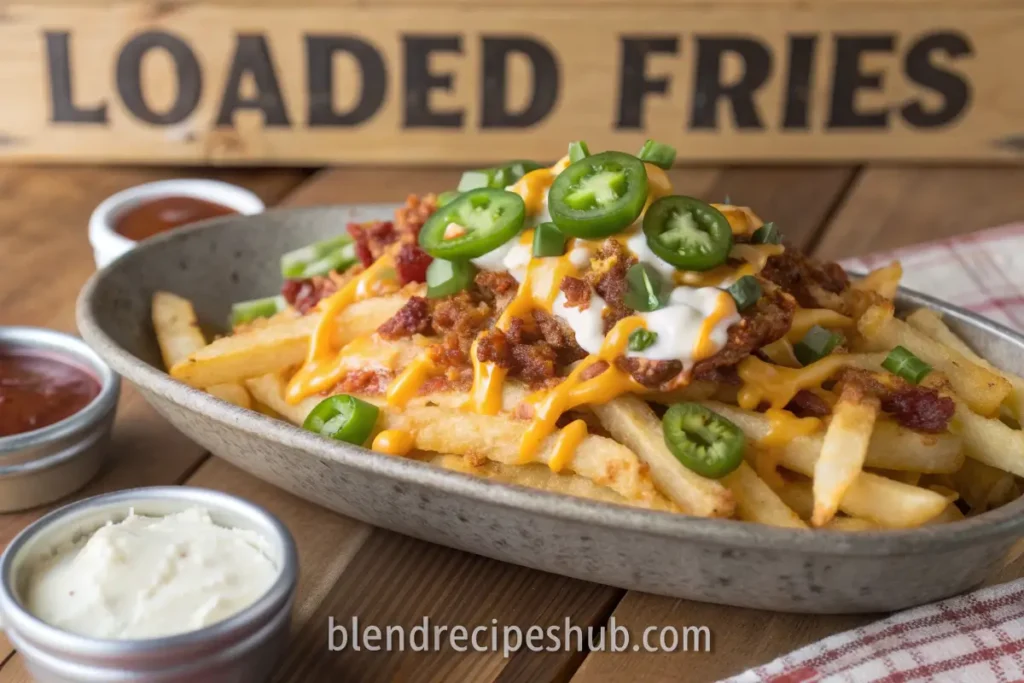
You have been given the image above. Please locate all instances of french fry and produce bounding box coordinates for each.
[853,261,903,300]
[151,291,207,368]
[823,517,880,532]
[907,308,1024,422]
[245,373,662,504]
[950,458,1021,512]
[171,295,407,387]
[152,291,252,409]
[858,315,1010,417]
[952,399,1024,478]
[703,402,964,473]
[927,503,966,525]
[812,386,879,527]
[721,462,806,529]
[591,396,735,518]
[206,383,252,409]
[704,404,949,526]
[773,480,814,520]
[426,454,679,512]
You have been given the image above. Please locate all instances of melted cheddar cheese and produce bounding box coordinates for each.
[286,255,395,403]
[518,317,647,462]
[548,419,589,472]
[371,429,415,456]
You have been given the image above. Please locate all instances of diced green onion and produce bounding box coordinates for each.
[281,234,354,278]
[883,346,932,384]
[794,325,842,366]
[726,275,762,311]
[230,295,286,326]
[568,140,590,164]
[628,328,658,352]
[457,169,493,192]
[302,394,379,446]
[532,222,567,258]
[637,139,677,169]
[624,263,669,313]
[295,243,358,279]
[437,190,460,207]
[426,258,477,299]
[751,222,781,245]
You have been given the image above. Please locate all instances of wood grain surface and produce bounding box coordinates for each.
[1,163,1023,683]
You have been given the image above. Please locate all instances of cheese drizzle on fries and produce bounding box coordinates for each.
[156,141,1023,530]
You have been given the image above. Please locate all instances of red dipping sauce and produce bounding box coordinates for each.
[115,196,237,241]
[0,351,101,437]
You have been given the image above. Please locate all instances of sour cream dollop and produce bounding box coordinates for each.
[25,507,278,640]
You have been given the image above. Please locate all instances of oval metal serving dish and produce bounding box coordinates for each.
[76,205,1024,614]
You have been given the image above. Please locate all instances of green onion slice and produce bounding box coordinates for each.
[532,222,567,258]
[568,140,590,164]
[751,222,781,245]
[230,295,287,327]
[794,325,842,366]
[281,234,355,279]
[628,328,658,352]
[727,275,762,311]
[624,263,669,313]
[426,258,477,299]
[302,394,379,446]
[637,139,677,169]
[882,346,932,384]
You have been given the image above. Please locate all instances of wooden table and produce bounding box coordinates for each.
[2,163,1024,683]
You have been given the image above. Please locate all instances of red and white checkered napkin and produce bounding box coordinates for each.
[842,222,1024,331]
[725,222,1024,683]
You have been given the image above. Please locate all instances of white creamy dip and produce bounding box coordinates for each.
[25,507,278,640]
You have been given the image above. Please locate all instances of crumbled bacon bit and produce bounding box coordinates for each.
[559,276,591,310]
[395,194,437,240]
[281,276,338,314]
[394,243,432,284]
[787,389,831,418]
[616,357,683,388]
[378,296,432,340]
[836,368,955,433]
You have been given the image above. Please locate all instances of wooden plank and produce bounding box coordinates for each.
[815,167,1024,260]
[1,4,1021,164]
[0,165,309,670]
[570,166,1024,683]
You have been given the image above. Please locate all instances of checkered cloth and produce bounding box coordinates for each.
[725,223,1024,683]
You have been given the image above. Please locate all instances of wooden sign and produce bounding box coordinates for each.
[0,0,1021,164]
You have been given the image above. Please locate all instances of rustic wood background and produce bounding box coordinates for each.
[1,0,1022,164]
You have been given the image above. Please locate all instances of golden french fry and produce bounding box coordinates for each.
[859,315,1010,417]
[927,503,966,525]
[823,517,880,532]
[952,399,1024,478]
[426,453,678,512]
[246,373,661,504]
[786,309,854,344]
[853,262,903,300]
[722,462,807,529]
[907,308,1024,422]
[812,387,879,527]
[171,296,407,387]
[206,383,252,409]
[773,480,814,520]
[152,291,208,368]
[704,402,963,473]
[950,458,1021,513]
[153,291,252,409]
[591,396,735,518]
[760,339,801,367]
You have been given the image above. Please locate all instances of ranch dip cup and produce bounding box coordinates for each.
[0,487,298,683]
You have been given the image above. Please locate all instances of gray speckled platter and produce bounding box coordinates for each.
[77,206,1024,614]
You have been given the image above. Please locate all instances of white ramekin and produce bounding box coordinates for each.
[0,486,298,683]
[0,327,120,513]
[88,179,265,269]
